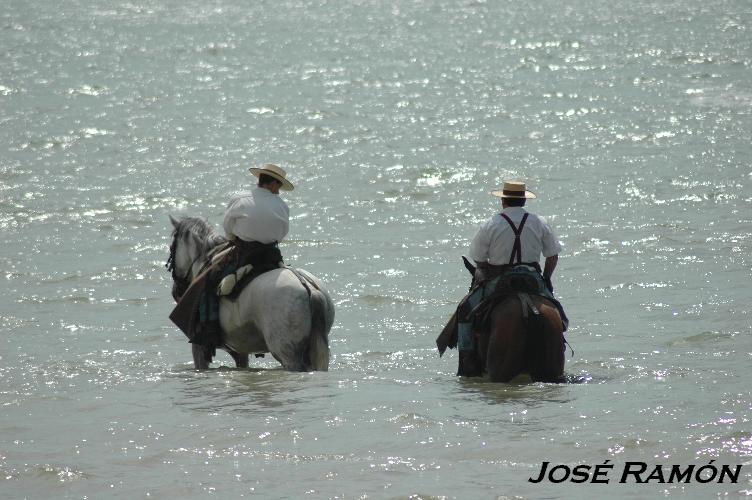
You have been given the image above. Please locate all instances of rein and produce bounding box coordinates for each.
[166,230,208,298]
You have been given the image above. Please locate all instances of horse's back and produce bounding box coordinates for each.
[220,268,311,332]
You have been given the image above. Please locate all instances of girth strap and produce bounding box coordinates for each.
[517,292,540,320]
[500,212,529,264]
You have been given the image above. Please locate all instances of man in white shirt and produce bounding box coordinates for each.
[196,164,294,347]
[453,180,568,365]
[223,163,292,245]
[468,180,560,284]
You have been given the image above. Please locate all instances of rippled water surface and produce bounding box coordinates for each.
[2,0,751,497]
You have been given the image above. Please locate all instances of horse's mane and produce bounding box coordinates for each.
[172,216,227,260]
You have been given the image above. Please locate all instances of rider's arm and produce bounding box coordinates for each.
[469,228,489,284]
[468,222,490,264]
[223,214,239,241]
[539,216,561,282]
[223,197,243,241]
[543,254,558,280]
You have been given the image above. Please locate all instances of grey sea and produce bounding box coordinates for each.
[2,0,751,498]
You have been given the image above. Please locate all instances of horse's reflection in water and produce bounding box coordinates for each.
[456,375,582,405]
[173,364,332,412]
[454,361,592,408]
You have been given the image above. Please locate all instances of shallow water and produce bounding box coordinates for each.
[1,0,751,497]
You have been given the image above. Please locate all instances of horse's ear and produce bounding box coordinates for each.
[462,256,476,276]
[169,215,180,229]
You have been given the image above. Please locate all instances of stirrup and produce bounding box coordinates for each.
[217,274,237,296]
[216,264,254,296]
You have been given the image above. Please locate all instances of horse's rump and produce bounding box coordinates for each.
[483,295,564,382]
[219,267,333,371]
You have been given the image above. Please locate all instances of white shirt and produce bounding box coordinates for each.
[469,207,561,265]
[223,187,289,244]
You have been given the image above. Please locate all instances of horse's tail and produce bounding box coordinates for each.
[524,312,545,379]
[306,287,330,371]
[525,301,564,383]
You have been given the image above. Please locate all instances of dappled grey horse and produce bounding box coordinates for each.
[167,216,334,371]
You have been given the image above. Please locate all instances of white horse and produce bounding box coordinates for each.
[167,215,335,371]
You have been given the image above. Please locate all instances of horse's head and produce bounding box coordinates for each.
[166,215,220,301]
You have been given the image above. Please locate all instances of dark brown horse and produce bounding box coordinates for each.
[474,294,564,382]
[440,258,566,383]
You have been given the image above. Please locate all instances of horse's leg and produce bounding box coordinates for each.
[485,301,526,382]
[465,333,487,377]
[228,350,249,368]
[191,343,214,370]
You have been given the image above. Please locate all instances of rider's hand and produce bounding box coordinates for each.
[544,275,554,293]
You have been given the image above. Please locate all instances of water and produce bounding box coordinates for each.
[1,0,751,497]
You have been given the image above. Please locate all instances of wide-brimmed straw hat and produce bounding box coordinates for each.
[249,163,294,191]
[490,180,537,199]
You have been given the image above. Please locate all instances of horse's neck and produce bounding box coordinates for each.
[206,234,230,260]
[190,234,227,276]
[187,248,208,278]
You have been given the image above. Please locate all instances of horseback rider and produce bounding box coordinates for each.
[454,180,568,359]
[223,163,293,247]
[194,163,294,345]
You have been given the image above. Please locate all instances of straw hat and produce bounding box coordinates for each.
[490,180,537,199]
[249,164,294,191]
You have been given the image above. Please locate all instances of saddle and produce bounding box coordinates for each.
[216,262,280,300]
[435,264,556,357]
[169,240,284,346]
[465,266,544,332]
[211,239,284,300]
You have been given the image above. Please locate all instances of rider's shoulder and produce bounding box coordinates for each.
[228,191,254,201]
[528,211,551,225]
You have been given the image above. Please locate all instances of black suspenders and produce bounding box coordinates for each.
[500,212,529,264]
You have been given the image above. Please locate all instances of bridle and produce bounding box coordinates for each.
[166,231,204,300]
